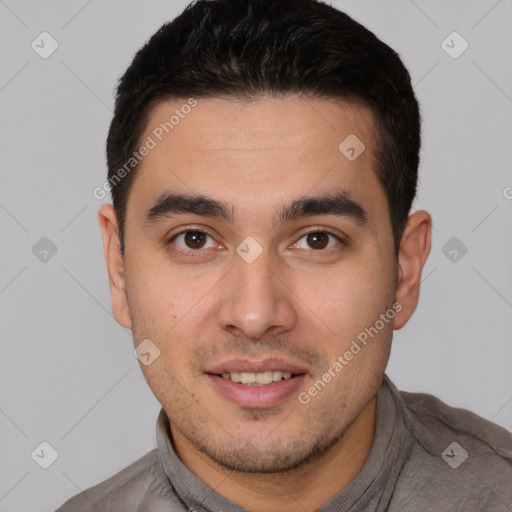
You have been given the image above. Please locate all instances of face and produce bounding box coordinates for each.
[101,96,424,474]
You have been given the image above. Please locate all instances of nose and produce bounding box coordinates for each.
[216,248,297,340]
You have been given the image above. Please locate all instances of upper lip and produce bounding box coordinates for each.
[206,358,308,375]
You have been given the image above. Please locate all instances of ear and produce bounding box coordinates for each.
[394,210,432,330]
[98,204,132,329]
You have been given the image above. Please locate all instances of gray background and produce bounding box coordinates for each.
[1,0,511,510]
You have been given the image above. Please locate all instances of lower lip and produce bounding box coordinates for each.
[206,374,307,408]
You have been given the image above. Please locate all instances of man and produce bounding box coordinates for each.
[57,0,512,510]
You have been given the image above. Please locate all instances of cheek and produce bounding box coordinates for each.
[139,360,196,419]
[298,263,390,327]
[127,256,198,329]
[291,249,395,361]
[126,260,216,362]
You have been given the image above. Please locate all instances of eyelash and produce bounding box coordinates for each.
[167,228,344,256]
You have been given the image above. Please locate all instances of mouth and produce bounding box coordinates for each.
[218,370,296,385]
[205,359,308,408]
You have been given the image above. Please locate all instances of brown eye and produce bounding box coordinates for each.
[306,232,329,249]
[292,231,342,251]
[184,231,207,249]
[170,230,217,252]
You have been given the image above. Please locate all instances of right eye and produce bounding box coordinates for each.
[167,230,222,255]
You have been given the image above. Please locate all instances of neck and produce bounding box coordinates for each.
[172,398,376,512]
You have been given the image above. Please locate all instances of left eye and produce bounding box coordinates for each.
[292,231,341,251]
[170,231,218,251]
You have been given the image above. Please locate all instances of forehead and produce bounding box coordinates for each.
[128,96,388,232]
[142,95,375,154]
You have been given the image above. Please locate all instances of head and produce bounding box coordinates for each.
[99,0,431,475]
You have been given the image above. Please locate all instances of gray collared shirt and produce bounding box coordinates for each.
[56,376,512,511]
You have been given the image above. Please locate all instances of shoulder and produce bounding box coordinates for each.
[399,387,512,462]
[395,386,512,510]
[55,449,185,511]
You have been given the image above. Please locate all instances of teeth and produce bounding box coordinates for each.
[256,371,273,384]
[221,371,294,385]
[240,372,256,384]
[272,370,282,382]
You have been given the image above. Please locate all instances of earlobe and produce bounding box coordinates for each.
[98,204,132,329]
[394,210,432,330]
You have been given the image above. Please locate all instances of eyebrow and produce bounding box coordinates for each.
[144,191,368,228]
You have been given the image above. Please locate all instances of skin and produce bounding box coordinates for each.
[99,96,431,512]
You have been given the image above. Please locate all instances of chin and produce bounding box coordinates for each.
[193,423,346,474]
